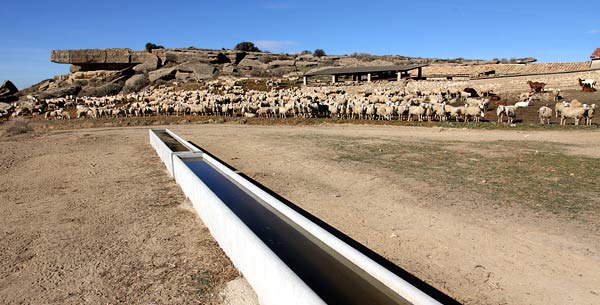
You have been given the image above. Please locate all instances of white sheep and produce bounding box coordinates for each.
[496,105,505,123]
[445,105,463,122]
[515,97,533,108]
[408,104,427,122]
[538,106,552,125]
[560,105,588,125]
[365,104,377,120]
[44,110,59,120]
[463,104,485,123]
[554,101,570,118]
[57,109,71,120]
[503,105,517,124]
[579,78,596,88]
[256,107,272,118]
[328,102,340,119]
[518,91,532,101]
[431,103,447,121]
[397,104,410,121]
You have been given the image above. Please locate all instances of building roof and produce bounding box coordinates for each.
[591,48,600,60]
[304,64,428,76]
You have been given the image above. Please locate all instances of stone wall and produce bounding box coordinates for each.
[471,70,600,92]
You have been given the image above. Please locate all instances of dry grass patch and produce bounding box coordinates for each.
[320,136,599,223]
[1,118,33,137]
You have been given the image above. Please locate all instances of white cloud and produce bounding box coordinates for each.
[585,29,600,34]
[254,40,297,52]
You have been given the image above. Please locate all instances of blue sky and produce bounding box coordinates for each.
[1,0,598,89]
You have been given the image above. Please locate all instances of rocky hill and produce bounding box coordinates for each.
[11,48,544,100]
[18,48,427,98]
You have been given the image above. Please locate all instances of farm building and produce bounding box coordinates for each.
[303,64,427,85]
[591,48,600,70]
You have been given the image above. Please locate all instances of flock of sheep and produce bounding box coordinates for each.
[3,80,597,126]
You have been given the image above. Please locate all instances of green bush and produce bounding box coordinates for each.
[313,49,326,57]
[234,42,261,52]
[145,42,165,53]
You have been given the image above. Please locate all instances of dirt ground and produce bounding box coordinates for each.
[0,127,255,304]
[169,123,600,305]
[1,123,599,305]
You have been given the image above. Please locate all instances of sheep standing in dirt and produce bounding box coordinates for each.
[555,101,570,118]
[445,105,463,122]
[584,104,596,126]
[496,105,505,123]
[552,89,562,101]
[463,104,485,123]
[538,106,552,125]
[560,104,588,125]
[350,103,363,120]
[365,104,377,120]
[76,106,89,119]
[408,104,427,122]
[57,109,71,120]
[44,110,59,120]
[503,105,517,124]
[256,107,271,118]
[431,103,447,121]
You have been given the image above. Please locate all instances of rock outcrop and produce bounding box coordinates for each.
[38,85,81,100]
[123,74,149,93]
[36,47,545,99]
[0,80,19,103]
[51,48,156,71]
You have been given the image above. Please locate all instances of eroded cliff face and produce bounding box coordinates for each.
[49,48,420,77]
[42,47,411,97]
[51,48,157,72]
[36,47,549,99]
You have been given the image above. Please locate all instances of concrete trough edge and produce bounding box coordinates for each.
[150,129,325,305]
[149,128,443,305]
[172,153,326,305]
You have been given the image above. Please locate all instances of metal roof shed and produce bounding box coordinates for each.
[302,64,428,85]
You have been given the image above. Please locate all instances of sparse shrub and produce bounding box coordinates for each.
[2,117,32,136]
[313,49,326,57]
[145,42,165,53]
[300,50,311,55]
[234,42,261,52]
[259,54,273,64]
[74,79,89,87]
[447,57,464,64]
[351,52,375,61]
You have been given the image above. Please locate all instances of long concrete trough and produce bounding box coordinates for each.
[149,128,459,305]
